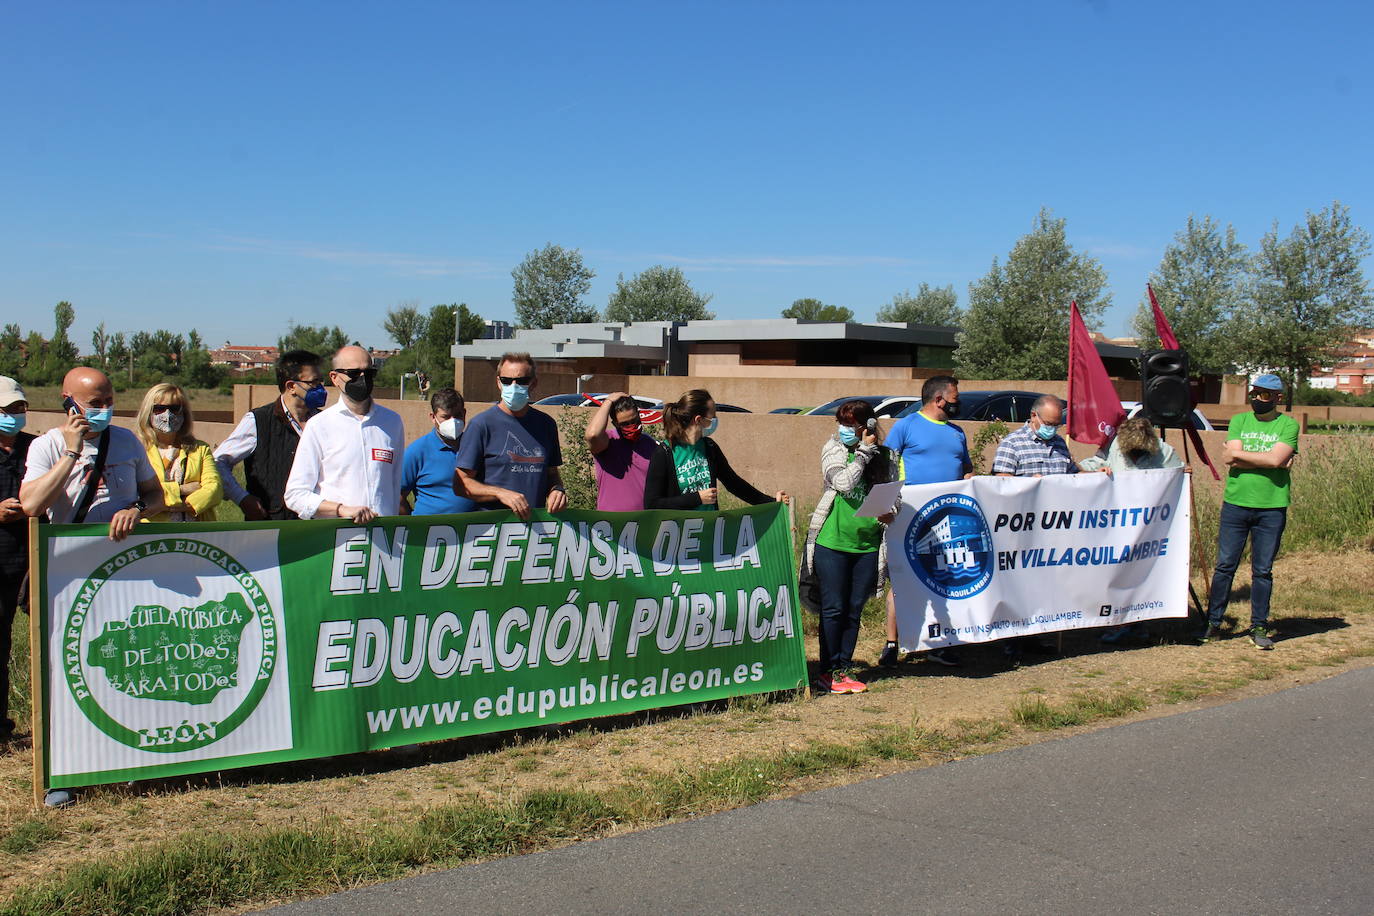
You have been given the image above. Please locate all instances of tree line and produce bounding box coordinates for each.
[8,201,1368,397]
[1,304,227,390]
[509,201,1372,387]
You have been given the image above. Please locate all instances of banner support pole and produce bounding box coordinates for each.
[27,517,44,809]
[1181,432,1211,618]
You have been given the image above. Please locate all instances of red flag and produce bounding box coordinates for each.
[1067,300,1126,447]
[1146,284,1220,480]
[1148,284,1180,349]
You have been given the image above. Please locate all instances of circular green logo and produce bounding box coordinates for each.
[64,538,279,753]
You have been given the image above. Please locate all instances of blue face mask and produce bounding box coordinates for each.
[0,412,25,435]
[702,417,718,437]
[303,384,328,410]
[1034,422,1057,441]
[837,425,859,446]
[85,407,114,433]
[501,383,530,411]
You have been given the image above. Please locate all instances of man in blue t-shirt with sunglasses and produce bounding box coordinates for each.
[454,352,566,520]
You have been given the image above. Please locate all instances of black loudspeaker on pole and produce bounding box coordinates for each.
[1139,349,1191,427]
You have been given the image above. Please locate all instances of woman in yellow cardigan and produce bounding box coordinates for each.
[136,383,223,521]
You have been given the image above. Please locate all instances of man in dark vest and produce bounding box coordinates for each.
[214,349,325,520]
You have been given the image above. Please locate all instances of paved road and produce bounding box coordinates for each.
[262,668,1374,915]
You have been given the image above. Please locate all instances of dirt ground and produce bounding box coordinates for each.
[2,548,1372,900]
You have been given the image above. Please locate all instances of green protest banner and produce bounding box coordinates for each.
[32,504,806,795]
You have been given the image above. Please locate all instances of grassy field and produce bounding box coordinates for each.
[2,544,1373,915]
[12,386,235,413]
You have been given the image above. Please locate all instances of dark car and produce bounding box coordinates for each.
[713,403,751,413]
[533,393,590,407]
[768,407,810,415]
[894,390,1048,423]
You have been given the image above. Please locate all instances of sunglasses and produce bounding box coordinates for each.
[497,375,535,386]
[1250,389,1279,401]
[616,418,642,429]
[333,367,378,381]
[151,404,184,415]
[290,378,324,389]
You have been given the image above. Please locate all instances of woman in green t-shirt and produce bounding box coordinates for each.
[643,389,787,510]
[802,400,897,695]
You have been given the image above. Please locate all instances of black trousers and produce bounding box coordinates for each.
[0,569,23,730]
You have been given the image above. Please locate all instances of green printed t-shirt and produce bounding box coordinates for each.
[673,441,715,511]
[1223,411,1300,509]
[816,452,883,553]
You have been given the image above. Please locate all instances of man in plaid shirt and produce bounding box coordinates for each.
[992,395,1079,477]
[991,394,1078,664]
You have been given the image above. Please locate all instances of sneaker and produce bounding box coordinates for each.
[1250,627,1275,650]
[834,674,868,694]
[814,674,848,695]
[43,788,74,809]
[927,648,961,668]
[1198,624,1221,643]
[878,642,899,668]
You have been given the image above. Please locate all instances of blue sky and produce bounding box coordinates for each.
[3,1,1370,350]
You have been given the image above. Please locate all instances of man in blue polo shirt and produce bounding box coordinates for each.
[881,375,973,667]
[401,388,477,515]
[887,375,973,484]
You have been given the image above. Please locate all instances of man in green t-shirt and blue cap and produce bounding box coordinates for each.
[1201,373,1299,649]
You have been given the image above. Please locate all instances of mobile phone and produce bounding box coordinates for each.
[63,396,82,416]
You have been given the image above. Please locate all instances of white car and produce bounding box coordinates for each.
[873,396,921,418]
[1120,401,1215,431]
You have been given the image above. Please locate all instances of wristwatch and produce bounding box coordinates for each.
[129,499,147,514]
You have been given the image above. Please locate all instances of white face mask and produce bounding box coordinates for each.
[437,417,464,442]
[151,409,184,434]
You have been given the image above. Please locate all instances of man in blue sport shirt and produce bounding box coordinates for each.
[401,387,477,516]
[881,375,973,668]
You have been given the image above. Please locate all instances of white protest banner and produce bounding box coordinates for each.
[886,469,1190,649]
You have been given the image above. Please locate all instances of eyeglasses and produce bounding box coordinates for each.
[332,367,377,381]
[151,404,184,415]
[497,375,534,386]
[290,378,324,389]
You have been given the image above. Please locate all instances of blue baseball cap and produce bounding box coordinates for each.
[1251,373,1284,392]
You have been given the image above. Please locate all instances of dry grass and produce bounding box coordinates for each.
[2,548,1373,912]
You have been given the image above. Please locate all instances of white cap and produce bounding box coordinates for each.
[0,376,25,409]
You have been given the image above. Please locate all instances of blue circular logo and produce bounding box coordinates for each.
[903,493,995,599]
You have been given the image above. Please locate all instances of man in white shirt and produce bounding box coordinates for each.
[213,349,325,520]
[284,346,404,523]
[21,367,165,538]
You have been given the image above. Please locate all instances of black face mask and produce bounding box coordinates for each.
[343,375,375,402]
[1128,448,1151,464]
[1251,398,1275,415]
[942,400,961,419]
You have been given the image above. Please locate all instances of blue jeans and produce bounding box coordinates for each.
[813,545,879,673]
[1207,501,1287,628]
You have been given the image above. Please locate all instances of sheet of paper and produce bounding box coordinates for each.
[854,480,903,518]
